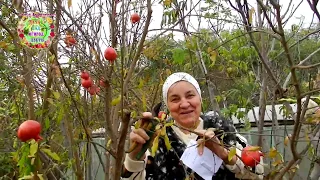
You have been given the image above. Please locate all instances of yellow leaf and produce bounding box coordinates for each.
[18,175,34,180]
[246,146,261,151]
[161,113,166,120]
[142,93,147,112]
[31,157,35,165]
[68,0,72,8]
[29,141,38,157]
[107,139,112,148]
[111,95,121,106]
[268,147,278,158]
[163,0,172,7]
[272,159,282,167]
[284,136,289,146]
[228,147,237,161]
[131,111,137,119]
[161,127,166,136]
[134,119,142,129]
[164,121,174,127]
[305,129,311,141]
[165,69,171,76]
[41,148,61,161]
[151,135,160,157]
[138,78,144,89]
[0,41,8,49]
[210,52,217,66]
[37,174,44,180]
[249,8,255,24]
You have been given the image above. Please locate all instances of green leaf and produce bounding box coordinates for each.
[56,107,64,124]
[111,95,121,106]
[37,174,44,180]
[18,175,34,180]
[52,91,60,99]
[44,117,50,130]
[163,134,171,151]
[131,111,137,119]
[151,135,160,157]
[29,142,38,157]
[172,48,185,65]
[138,78,144,89]
[228,147,236,161]
[47,98,55,106]
[279,98,297,103]
[7,44,15,51]
[134,120,142,129]
[164,121,174,127]
[41,148,61,161]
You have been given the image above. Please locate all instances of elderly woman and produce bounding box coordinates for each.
[121,72,264,180]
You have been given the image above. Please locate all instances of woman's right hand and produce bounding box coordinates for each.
[128,112,153,161]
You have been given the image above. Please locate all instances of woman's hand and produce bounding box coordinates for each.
[128,112,153,161]
[194,129,237,165]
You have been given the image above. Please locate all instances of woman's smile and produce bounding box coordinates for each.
[180,110,194,115]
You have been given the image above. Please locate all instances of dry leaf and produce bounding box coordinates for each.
[268,147,278,158]
[68,0,72,8]
[246,146,261,151]
[249,8,255,24]
[272,159,282,167]
[284,136,289,146]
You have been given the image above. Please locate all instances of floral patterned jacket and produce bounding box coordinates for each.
[122,114,264,180]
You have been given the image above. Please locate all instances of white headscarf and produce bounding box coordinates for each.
[162,72,202,107]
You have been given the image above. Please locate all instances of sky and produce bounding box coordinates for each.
[26,0,319,41]
[24,0,319,64]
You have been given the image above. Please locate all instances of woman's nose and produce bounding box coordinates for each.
[180,99,190,108]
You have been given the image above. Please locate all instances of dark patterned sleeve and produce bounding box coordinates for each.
[201,114,238,146]
[201,114,264,179]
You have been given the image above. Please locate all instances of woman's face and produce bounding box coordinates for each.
[167,81,201,129]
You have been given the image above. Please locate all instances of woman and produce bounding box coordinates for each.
[121,72,264,180]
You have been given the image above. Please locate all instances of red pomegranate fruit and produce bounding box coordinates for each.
[17,120,43,142]
[241,146,263,167]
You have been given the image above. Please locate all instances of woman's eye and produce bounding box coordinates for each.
[187,94,195,98]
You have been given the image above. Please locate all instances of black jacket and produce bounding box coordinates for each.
[145,114,248,180]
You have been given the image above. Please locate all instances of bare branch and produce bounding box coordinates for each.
[293,62,320,70]
[123,0,152,93]
[283,46,320,88]
[301,89,320,97]
[275,28,320,59]
[256,0,280,34]
[306,0,320,21]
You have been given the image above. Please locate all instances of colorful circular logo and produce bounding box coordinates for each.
[17,13,55,49]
